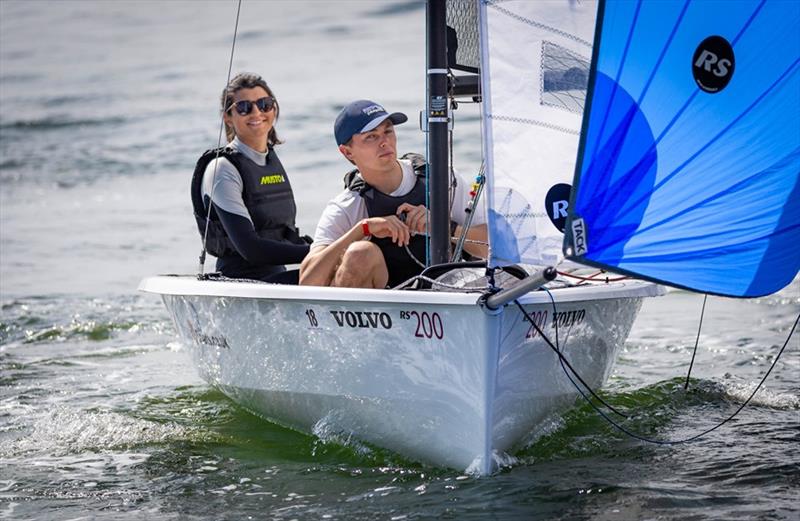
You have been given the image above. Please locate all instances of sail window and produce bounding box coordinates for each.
[541,41,590,114]
[446,0,480,73]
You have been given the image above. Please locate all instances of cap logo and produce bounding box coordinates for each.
[362,104,384,116]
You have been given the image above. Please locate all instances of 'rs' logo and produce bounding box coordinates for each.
[694,50,731,77]
[692,35,735,94]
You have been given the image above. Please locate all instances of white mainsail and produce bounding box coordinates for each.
[479,0,597,266]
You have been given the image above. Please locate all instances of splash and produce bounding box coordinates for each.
[0,407,213,458]
[311,413,374,458]
[721,379,799,410]
[464,450,518,476]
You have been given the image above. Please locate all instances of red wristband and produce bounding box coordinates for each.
[362,221,370,236]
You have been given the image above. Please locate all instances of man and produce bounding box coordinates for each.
[299,99,487,288]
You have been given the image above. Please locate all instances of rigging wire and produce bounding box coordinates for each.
[452,163,486,262]
[684,294,707,390]
[515,296,629,419]
[556,270,629,283]
[198,0,243,276]
[447,70,457,221]
[513,298,799,445]
[402,230,489,269]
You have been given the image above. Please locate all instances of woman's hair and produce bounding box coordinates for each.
[221,72,283,146]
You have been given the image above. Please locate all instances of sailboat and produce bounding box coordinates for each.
[139,0,799,474]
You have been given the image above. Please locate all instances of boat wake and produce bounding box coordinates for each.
[0,407,212,459]
[517,376,799,462]
[717,378,799,410]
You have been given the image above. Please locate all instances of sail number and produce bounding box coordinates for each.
[305,307,444,339]
[400,310,444,340]
[305,309,318,327]
[525,309,586,339]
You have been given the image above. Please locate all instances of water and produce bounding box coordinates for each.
[1,1,798,519]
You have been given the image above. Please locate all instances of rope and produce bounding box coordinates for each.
[405,244,427,269]
[395,275,488,291]
[515,297,628,419]
[513,298,799,445]
[403,233,488,269]
[199,0,243,276]
[684,294,707,390]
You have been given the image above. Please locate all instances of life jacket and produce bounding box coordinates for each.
[344,153,429,287]
[190,146,305,259]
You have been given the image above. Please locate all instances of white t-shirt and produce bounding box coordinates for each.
[312,159,486,247]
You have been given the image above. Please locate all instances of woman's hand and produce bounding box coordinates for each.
[396,203,429,235]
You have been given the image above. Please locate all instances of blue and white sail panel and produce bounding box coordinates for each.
[479,0,598,267]
[564,0,800,297]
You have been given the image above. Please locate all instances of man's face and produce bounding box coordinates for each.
[339,119,397,173]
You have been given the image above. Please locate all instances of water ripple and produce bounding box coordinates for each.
[0,115,127,131]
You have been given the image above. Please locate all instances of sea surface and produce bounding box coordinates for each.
[1,1,798,520]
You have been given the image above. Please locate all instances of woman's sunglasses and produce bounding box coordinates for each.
[228,96,276,116]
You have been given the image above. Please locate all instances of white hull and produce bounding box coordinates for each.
[140,276,663,473]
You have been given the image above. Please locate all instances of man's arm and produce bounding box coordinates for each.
[395,202,488,259]
[299,216,412,286]
[454,223,488,259]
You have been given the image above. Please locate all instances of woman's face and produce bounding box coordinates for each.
[223,86,275,152]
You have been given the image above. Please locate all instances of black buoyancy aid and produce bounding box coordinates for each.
[344,153,428,287]
[190,146,304,258]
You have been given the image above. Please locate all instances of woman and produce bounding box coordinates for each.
[190,72,310,282]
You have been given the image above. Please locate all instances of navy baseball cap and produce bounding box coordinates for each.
[334,100,408,146]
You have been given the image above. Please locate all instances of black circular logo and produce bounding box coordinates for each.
[545,183,572,232]
[692,35,735,93]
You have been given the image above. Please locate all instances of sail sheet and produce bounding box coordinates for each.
[564,0,800,297]
[478,0,598,267]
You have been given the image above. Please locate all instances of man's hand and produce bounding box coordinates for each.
[362,216,411,246]
[396,203,429,235]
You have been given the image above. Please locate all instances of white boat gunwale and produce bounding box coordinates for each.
[139,274,664,305]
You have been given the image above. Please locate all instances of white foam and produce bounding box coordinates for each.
[0,407,212,458]
[723,381,799,410]
[464,450,518,476]
[311,413,373,457]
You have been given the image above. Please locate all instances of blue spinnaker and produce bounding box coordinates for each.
[565,0,800,297]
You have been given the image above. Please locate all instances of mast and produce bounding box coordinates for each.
[426,0,450,266]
